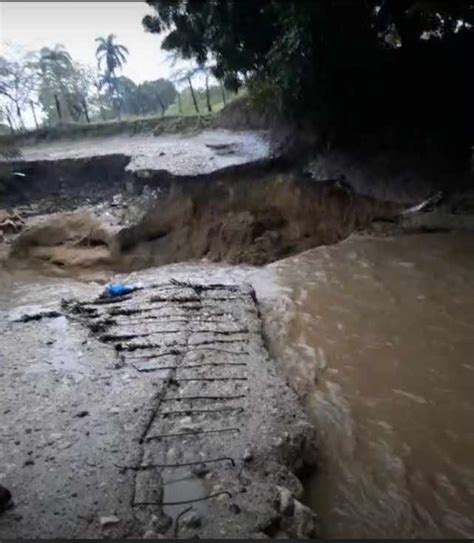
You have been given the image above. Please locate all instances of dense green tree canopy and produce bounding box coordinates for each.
[110,76,177,117]
[143,0,474,163]
[38,45,91,123]
[0,52,37,128]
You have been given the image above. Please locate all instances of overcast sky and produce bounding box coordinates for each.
[0,1,174,82]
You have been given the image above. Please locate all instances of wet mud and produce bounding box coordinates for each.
[0,278,318,539]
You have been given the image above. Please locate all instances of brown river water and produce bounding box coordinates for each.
[257,232,474,538]
[1,231,473,538]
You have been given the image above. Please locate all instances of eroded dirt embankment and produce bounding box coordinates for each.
[5,171,402,275]
[116,174,400,270]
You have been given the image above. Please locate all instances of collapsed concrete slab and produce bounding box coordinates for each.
[0,280,318,539]
[65,280,319,539]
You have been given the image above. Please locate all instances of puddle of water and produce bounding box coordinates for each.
[47,316,90,379]
[162,468,209,523]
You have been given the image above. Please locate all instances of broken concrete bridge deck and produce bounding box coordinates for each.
[0,280,318,539]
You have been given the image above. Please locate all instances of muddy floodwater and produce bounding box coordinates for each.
[1,231,473,538]
[257,232,474,538]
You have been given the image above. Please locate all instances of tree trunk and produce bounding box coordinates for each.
[155,93,165,117]
[114,97,122,121]
[219,81,227,106]
[137,90,145,116]
[54,94,62,122]
[82,97,90,124]
[187,76,200,114]
[177,92,183,115]
[30,101,39,129]
[15,103,25,130]
[205,75,213,113]
[97,90,106,121]
[5,107,15,134]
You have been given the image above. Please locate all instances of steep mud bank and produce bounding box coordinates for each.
[3,154,132,210]
[5,173,401,275]
[116,175,400,271]
[8,212,119,273]
[5,150,473,279]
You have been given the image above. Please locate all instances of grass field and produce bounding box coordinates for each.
[0,88,244,146]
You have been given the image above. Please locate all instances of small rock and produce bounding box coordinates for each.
[229,503,241,514]
[293,500,318,538]
[181,510,201,529]
[159,151,166,156]
[99,515,120,527]
[111,194,123,207]
[192,463,209,478]
[23,459,35,466]
[277,486,294,516]
[274,437,284,448]
[243,448,253,462]
[143,530,161,539]
[148,513,172,532]
[75,410,89,418]
[251,532,270,539]
[0,485,12,512]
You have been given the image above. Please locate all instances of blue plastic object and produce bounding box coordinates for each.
[106,283,135,297]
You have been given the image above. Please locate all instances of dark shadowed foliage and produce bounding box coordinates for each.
[143,0,474,167]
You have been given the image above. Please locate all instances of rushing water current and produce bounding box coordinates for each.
[1,232,473,538]
[257,232,474,538]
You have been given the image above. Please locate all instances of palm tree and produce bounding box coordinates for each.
[95,34,129,79]
[95,34,129,119]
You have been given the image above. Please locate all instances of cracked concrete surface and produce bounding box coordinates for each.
[0,278,318,539]
[19,130,270,176]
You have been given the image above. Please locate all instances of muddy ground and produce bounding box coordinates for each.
[0,278,318,539]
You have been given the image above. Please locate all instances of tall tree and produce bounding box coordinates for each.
[95,34,129,119]
[38,45,76,123]
[0,53,38,129]
[143,0,474,163]
[196,65,214,113]
[95,34,129,77]
[171,68,200,114]
[138,79,177,116]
